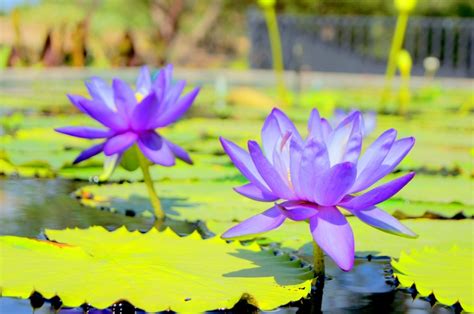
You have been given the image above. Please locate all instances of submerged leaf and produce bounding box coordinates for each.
[392,247,473,312]
[0,227,313,312]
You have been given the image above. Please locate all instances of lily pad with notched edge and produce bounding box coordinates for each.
[392,247,473,312]
[0,226,313,313]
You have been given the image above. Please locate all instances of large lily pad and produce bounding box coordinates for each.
[74,182,473,221]
[75,181,264,221]
[207,219,474,259]
[0,226,313,312]
[392,247,473,312]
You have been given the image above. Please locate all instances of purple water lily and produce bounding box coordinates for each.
[220,108,416,271]
[56,65,199,168]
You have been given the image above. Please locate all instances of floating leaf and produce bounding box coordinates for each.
[75,181,265,221]
[392,247,473,312]
[0,227,312,312]
[75,182,473,221]
[208,219,474,259]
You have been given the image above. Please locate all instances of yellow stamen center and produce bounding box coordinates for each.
[135,92,144,102]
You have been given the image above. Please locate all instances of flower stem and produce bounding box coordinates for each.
[313,241,325,279]
[136,150,165,220]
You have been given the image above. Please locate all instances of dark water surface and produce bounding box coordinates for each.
[0,178,455,313]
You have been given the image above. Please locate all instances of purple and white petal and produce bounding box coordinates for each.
[351,129,397,193]
[356,137,415,191]
[320,118,332,142]
[298,138,330,202]
[309,206,354,271]
[153,87,199,128]
[163,139,193,165]
[221,206,286,239]
[113,78,137,118]
[313,162,356,206]
[103,132,138,156]
[261,114,281,159]
[307,108,324,140]
[67,94,88,114]
[278,201,318,221]
[99,153,122,181]
[55,126,114,139]
[136,66,152,95]
[340,172,415,210]
[220,137,272,193]
[289,140,303,198]
[271,108,303,144]
[137,131,175,166]
[345,206,417,238]
[79,98,127,131]
[131,92,160,131]
[73,142,105,164]
[326,112,361,165]
[234,183,279,202]
[85,77,115,110]
[248,140,295,199]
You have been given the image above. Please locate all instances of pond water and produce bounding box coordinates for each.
[0,178,457,314]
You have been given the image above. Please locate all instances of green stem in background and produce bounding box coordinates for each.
[397,50,412,115]
[312,241,325,280]
[380,12,409,109]
[262,5,289,106]
[137,149,165,221]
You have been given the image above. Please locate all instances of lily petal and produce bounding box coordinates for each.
[136,66,152,95]
[278,201,318,221]
[298,138,330,202]
[73,142,105,164]
[79,98,127,131]
[358,137,415,191]
[163,139,193,164]
[351,129,397,193]
[309,206,354,271]
[234,183,278,202]
[313,162,356,206]
[67,94,88,113]
[326,111,361,165]
[154,87,199,128]
[55,126,114,139]
[346,206,417,238]
[137,131,175,166]
[113,78,137,118]
[248,140,294,199]
[131,92,160,131]
[99,153,122,181]
[220,137,272,193]
[340,172,415,210]
[104,132,138,156]
[307,108,324,140]
[221,206,286,239]
[85,77,115,110]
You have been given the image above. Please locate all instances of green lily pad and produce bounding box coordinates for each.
[383,174,474,205]
[392,247,473,312]
[0,227,313,312]
[75,181,265,221]
[74,182,473,221]
[207,219,474,259]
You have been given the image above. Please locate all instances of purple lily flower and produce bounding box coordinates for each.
[220,108,416,271]
[56,65,199,171]
[333,108,376,137]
